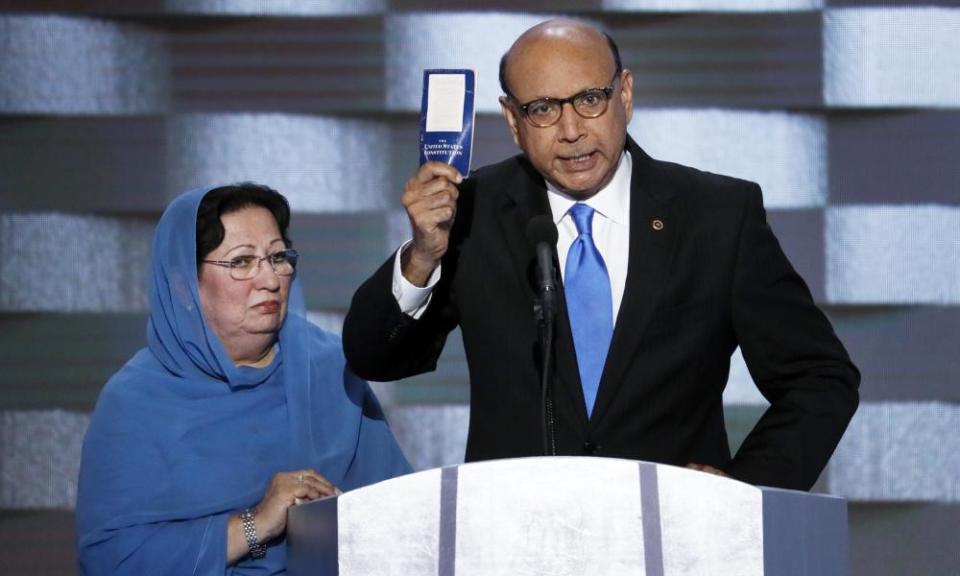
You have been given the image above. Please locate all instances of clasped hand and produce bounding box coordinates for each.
[255,469,338,542]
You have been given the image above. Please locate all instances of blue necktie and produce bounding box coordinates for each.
[564,203,613,419]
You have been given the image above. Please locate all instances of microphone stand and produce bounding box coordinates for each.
[527,216,559,456]
[534,276,557,456]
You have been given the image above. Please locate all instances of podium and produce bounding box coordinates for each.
[287,457,847,575]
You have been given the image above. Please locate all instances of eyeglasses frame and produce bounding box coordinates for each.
[510,69,624,128]
[202,248,299,280]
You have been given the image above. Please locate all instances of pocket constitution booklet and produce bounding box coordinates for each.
[419,69,476,177]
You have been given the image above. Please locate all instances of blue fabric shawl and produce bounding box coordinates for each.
[76,187,410,575]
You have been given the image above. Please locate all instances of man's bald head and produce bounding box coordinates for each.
[498,19,623,98]
[496,18,634,199]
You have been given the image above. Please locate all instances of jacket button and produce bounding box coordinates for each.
[582,441,598,455]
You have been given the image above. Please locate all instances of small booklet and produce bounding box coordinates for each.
[419,69,476,177]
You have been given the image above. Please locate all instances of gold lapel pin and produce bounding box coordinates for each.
[651,219,664,231]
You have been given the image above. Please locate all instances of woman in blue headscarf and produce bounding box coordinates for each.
[76,184,410,574]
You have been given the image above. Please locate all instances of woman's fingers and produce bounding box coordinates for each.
[291,469,338,501]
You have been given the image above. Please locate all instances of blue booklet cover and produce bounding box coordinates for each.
[419,69,476,177]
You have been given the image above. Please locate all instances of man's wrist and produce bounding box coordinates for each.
[392,242,440,318]
[401,245,439,287]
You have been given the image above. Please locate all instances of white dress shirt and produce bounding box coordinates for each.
[392,151,632,322]
[547,151,631,323]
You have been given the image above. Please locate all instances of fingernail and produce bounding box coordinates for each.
[455,173,463,184]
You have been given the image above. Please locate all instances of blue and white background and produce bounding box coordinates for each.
[0,1,957,574]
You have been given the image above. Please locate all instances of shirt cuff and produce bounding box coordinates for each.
[391,241,441,319]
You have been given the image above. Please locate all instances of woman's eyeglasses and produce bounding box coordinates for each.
[203,249,299,280]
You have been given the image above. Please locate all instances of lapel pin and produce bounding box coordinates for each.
[652,219,664,231]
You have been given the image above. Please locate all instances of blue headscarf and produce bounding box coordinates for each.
[76,186,410,575]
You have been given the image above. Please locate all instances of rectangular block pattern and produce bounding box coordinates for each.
[0,213,153,312]
[1,8,958,576]
[827,402,960,503]
[0,410,87,509]
[0,313,146,411]
[826,205,960,305]
[824,8,960,107]
[630,109,827,209]
[167,114,393,213]
[169,17,385,113]
[0,15,167,114]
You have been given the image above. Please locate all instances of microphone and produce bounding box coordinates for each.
[525,215,559,456]
[525,216,559,325]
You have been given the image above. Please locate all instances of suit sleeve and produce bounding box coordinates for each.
[725,184,860,490]
[342,251,459,382]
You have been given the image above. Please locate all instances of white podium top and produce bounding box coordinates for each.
[288,457,847,576]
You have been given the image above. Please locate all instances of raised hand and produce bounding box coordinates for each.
[400,161,463,287]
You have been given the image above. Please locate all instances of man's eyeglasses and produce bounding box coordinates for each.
[513,70,621,128]
[203,249,299,281]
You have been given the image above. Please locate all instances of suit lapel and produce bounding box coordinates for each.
[590,140,680,427]
[498,159,550,304]
[498,160,590,433]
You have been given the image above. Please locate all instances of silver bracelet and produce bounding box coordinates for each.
[239,508,267,559]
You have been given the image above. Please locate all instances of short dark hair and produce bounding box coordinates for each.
[499,31,623,99]
[196,182,292,268]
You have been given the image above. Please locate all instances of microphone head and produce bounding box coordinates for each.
[525,215,558,248]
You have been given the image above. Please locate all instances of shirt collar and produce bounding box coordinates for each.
[545,150,632,226]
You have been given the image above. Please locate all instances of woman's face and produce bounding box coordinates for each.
[198,206,291,362]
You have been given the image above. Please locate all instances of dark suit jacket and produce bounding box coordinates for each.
[343,138,859,490]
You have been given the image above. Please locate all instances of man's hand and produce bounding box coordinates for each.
[686,463,730,478]
[401,162,463,287]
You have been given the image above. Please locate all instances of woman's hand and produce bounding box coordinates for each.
[254,469,338,541]
[227,469,338,564]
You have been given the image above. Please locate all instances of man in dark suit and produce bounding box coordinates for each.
[343,19,859,490]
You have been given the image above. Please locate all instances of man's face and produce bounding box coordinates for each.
[500,33,633,199]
